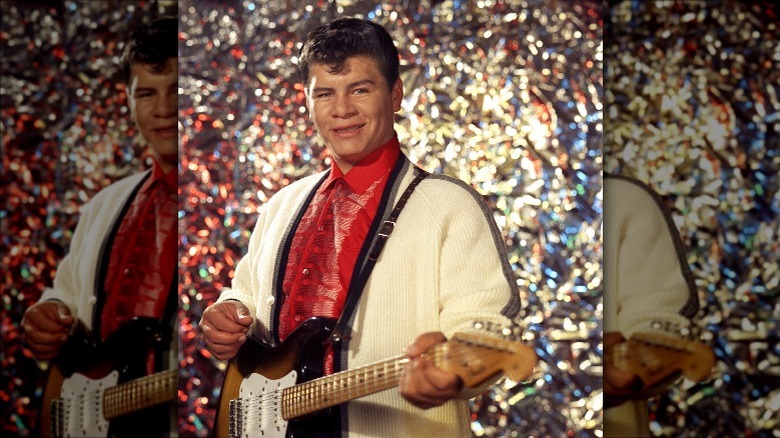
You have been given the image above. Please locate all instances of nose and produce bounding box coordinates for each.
[332,94,356,119]
[156,91,177,118]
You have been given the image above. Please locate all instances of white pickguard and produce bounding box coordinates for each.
[55,371,118,437]
[230,370,298,438]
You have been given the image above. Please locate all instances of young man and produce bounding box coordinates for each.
[21,17,178,437]
[200,17,521,437]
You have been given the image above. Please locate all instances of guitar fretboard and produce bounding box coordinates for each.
[281,355,410,420]
[103,369,177,419]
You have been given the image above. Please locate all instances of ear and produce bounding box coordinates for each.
[302,83,312,115]
[391,78,403,112]
[126,76,138,119]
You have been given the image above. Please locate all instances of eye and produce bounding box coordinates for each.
[353,88,368,94]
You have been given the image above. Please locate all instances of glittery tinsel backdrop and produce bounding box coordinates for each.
[179,0,602,436]
[605,1,779,436]
[0,1,177,436]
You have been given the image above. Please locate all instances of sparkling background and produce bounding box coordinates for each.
[5,1,773,437]
[0,1,177,436]
[605,1,779,436]
[178,0,602,437]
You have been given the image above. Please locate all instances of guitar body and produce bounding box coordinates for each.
[39,317,174,438]
[216,317,340,438]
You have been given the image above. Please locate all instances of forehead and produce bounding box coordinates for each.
[308,55,383,86]
[129,58,178,84]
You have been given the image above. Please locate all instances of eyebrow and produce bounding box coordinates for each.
[133,83,177,93]
[311,79,377,94]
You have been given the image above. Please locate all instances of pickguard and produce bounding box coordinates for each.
[53,371,118,437]
[230,370,298,438]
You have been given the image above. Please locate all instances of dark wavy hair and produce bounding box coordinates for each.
[119,16,177,84]
[297,17,400,90]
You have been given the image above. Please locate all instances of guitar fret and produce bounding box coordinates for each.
[102,370,176,420]
[280,357,407,421]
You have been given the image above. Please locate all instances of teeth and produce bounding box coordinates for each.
[337,126,360,132]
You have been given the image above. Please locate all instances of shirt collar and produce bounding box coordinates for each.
[323,134,401,194]
[145,158,177,193]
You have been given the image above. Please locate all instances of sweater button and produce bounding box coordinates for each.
[266,296,275,306]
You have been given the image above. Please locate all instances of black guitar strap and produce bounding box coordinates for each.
[154,274,178,372]
[330,168,429,344]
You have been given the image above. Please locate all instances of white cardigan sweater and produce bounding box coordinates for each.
[39,171,150,327]
[603,175,698,437]
[37,169,177,436]
[218,158,521,437]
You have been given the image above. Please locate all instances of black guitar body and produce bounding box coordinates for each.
[225,317,342,438]
[42,317,173,438]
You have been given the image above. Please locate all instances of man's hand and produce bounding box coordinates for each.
[21,301,75,361]
[399,332,463,409]
[199,300,254,361]
[604,331,642,408]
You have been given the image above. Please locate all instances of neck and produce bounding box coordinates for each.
[153,156,176,174]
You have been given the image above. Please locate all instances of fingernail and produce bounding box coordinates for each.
[58,308,68,319]
[239,335,246,343]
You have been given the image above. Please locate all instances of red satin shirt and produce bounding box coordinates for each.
[279,136,400,373]
[100,160,177,350]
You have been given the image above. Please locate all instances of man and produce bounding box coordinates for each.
[200,17,521,437]
[603,174,700,437]
[21,17,178,437]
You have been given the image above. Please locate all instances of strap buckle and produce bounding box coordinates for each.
[368,220,396,261]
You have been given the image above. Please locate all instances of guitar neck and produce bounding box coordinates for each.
[102,369,177,420]
[281,355,410,420]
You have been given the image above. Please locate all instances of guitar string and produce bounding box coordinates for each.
[59,371,176,423]
[233,348,493,422]
[237,358,410,420]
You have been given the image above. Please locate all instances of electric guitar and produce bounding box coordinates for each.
[215,317,538,438]
[605,331,716,399]
[39,317,176,437]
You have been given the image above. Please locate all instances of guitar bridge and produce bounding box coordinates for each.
[50,398,63,438]
[229,398,242,438]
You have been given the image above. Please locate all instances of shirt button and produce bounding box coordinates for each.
[302,268,310,275]
[266,296,275,306]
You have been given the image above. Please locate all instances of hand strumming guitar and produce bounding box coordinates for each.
[200,300,254,361]
[21,301,76,360]
[399,332,464,409]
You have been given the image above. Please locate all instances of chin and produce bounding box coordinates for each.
[150,148,179,170]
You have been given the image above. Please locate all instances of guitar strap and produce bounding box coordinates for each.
[154,274,178,372]
[330,168,429,345]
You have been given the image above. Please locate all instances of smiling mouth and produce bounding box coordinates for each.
[333,124,365,133]
[153,127,178,138]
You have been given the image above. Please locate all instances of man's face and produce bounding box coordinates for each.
[305,55,402,173]
[128,57,178,171]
